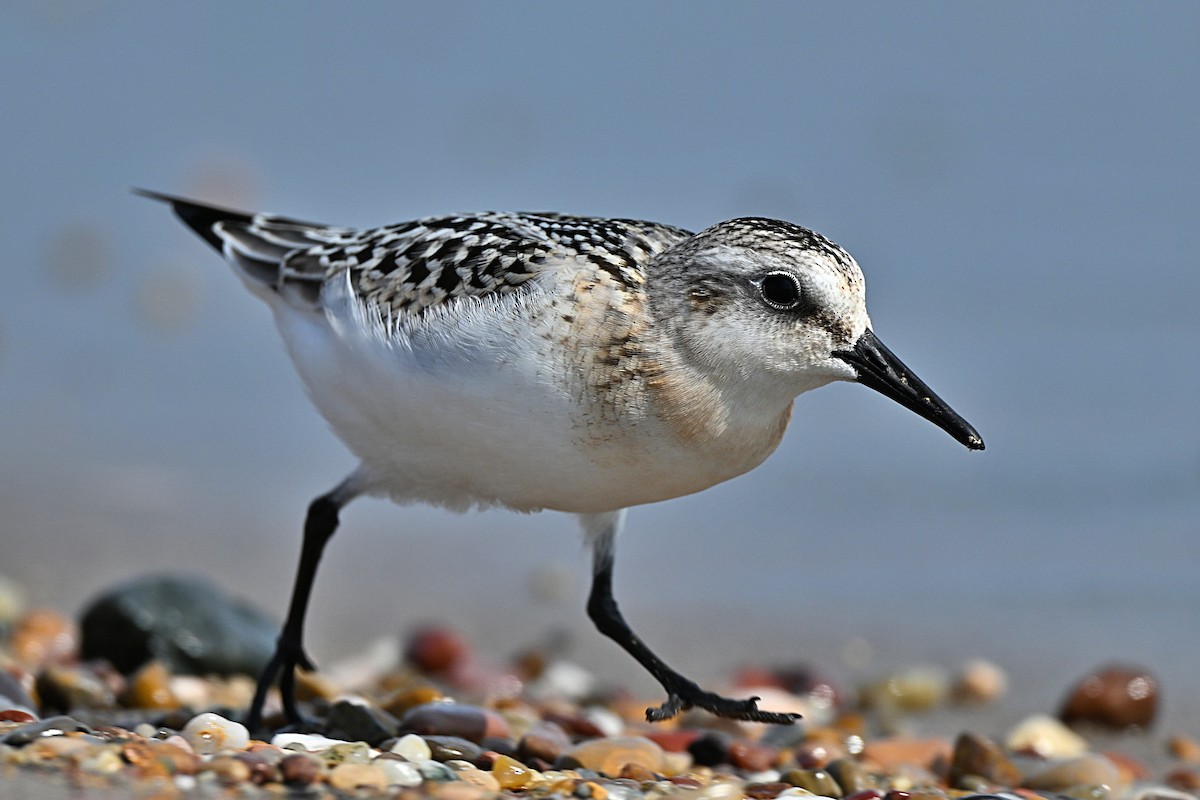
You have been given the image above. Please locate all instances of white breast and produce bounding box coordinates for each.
[268,273,762,514]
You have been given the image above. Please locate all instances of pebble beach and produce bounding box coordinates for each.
[2,575,1198,800]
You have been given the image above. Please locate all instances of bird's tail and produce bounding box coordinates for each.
[134,189,343,306]
[133,189,253,253]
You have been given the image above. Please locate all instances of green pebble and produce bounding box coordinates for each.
[783,767,842,797]
[827,758,871,795]
[324,742,372,765]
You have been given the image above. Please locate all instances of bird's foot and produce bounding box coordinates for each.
[647,678,801,725]
[244,638,320,733]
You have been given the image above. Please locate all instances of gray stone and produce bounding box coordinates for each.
[1,715,92,746]
[79,574,276,676]
[324,700,400,746]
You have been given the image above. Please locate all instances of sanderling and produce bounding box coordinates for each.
[138,190,984,728]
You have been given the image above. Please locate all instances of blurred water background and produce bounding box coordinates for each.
[2,3,1197,732]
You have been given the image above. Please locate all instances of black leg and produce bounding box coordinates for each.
[583,512,800,726]
[245,480,356,732]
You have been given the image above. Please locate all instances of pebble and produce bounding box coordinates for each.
[274,731,348,751]
[425,734,484,762]
[9,609,77,667]
[78,574,277,677]
[0,709,36,724]
[646,728,702,754]
[120,660,180,710]
[328,761,389,792]
[951,659,1008,705]
[0,575,25,625]
[234,749,281,784]
[528,660,598,701]
[862,737,953,772]
[434,782,490,800]
[0,669,37,716]
[405,625,471,674]
[744,780,793,798]
[279,752,323,786]
[729,739,780,772]
[1104,748,1149,783]
[1023,754,1121,791]
[1059,664,1159,730]
[390,731,434,761]
[564,736,665,776]
[662,750,692,775]
[1156,782,1200,800]
[520,719,573,763]
[2,581,1195,800]
[180,712,250,754]
[784,767,843,796]
[455,763,502,791]
[583,705,625,737]
[324,698,400,745]
[375,755,424,786]
[382,684,445,716]
[400,701,511,743]
[79,745,125,774]
[1167,733,1200,763]
[947,732,1021,788]
[417,759,460,782]
[1006,713,1089,757]
[689,731,733,766]
[1,715,92,745]
[827,757,872,794]
[861,667,949,713]
[324,741,374,765]
[35,664,118,713]
[206,754,252,785]
[845,791,885,800]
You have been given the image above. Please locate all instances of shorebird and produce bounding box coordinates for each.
[139,190,984,728]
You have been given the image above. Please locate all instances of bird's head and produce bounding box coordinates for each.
[649,217,984,451]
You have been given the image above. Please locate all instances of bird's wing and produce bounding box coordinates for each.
[138,191,692,319]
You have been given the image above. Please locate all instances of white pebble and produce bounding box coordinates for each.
[168,675,211,709]
[745,769,781,783]
[528,660,595,701]
[181,712,249,755]
[699,782,744,800]
[952,658,1009,704]
[273,731,349,752]
[1005,713,1088,758]
[389,732,432,762]
[581,705,624,737]
[1131,789,1200,800]
[375,757,423,787]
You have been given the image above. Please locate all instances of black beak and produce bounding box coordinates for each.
[834,330,984,451]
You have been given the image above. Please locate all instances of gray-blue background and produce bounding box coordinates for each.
[2,3,1197,728]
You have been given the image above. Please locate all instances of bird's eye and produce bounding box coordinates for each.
[758,272,804,310]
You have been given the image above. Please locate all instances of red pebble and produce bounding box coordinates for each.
[732,666,787,690]
[398,701,510,744]
[846,791,885,800]
[0,709,36,724]
[404,626,471,674]
[1060,664,1158,730]
[645,729,703,753]
[729,740,779,772]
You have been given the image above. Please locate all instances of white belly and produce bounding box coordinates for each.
[270,287,757,514]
